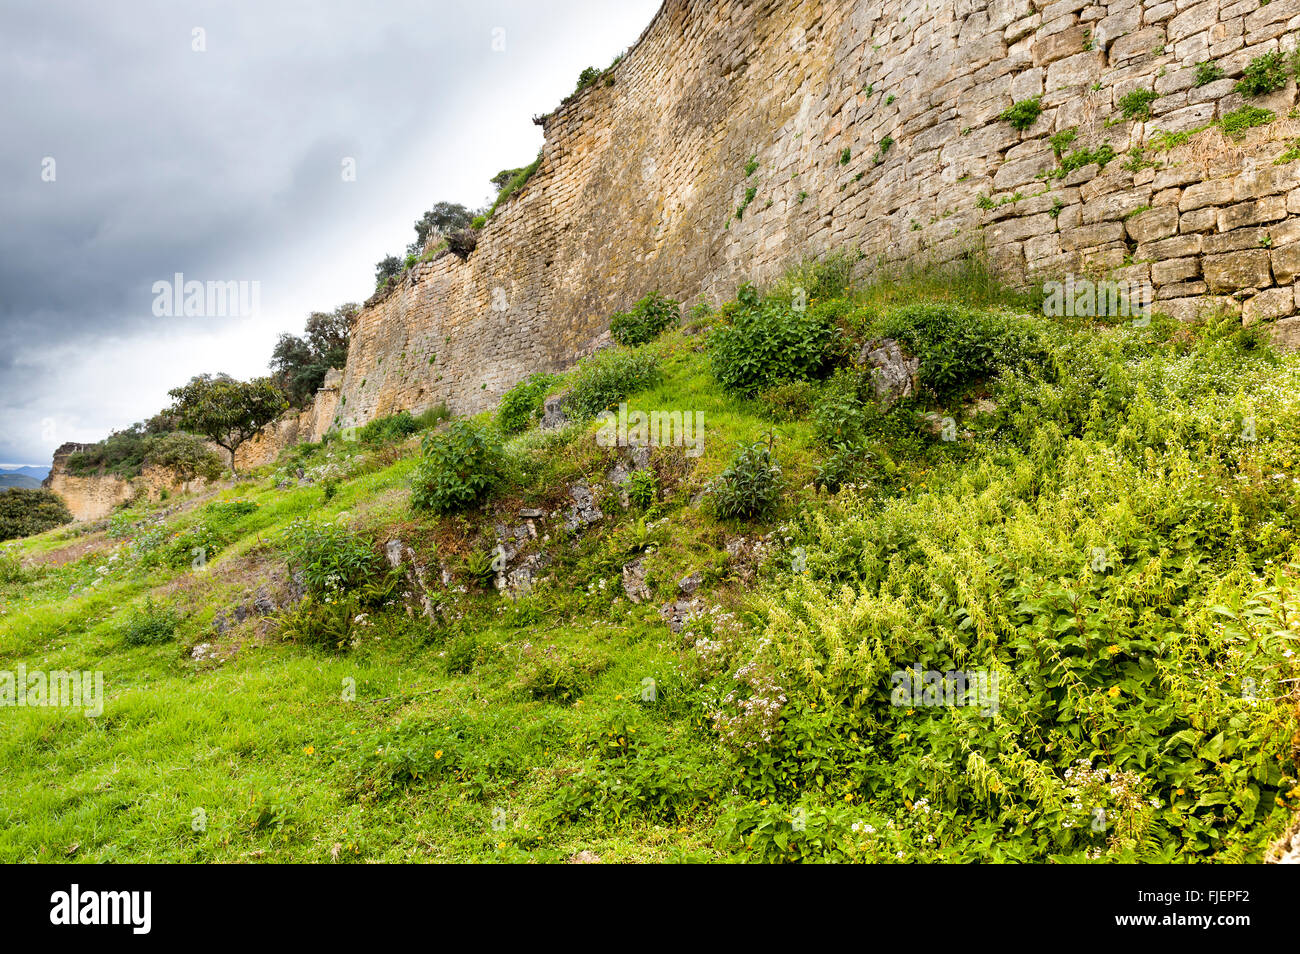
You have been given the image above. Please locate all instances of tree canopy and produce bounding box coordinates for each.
[166,374,288,476]
[271,304,355,406]
[0,488,73,542]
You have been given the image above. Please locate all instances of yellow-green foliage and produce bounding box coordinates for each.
[1,261,1297,864]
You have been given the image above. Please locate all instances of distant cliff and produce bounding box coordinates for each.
[43,370,342,521]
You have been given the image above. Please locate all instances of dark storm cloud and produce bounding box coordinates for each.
[0,0,661,465]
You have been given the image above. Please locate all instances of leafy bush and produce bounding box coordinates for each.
[497,373,557,434]
[609,292,680,347]
[146,520,225,570]
[627,469,658,510]
[410,421,505,514]
[872,303,1048,401]
[1235,52,1289,97]
[276,594,362,653]
[485,152,543,218]
[444,631,490,674]
[145,432,224,482]
[461,548,499,589]
[546,723,723,823]
[710,442,782,520]
[759,380,818,421]
[67,427,223,482]
[0,489,73,542]
[998,97,1042,131]
[719,319,1300,862]
[358,410,419,447]
[564,348,663,421]
[122,599,180,646]
[278,519,383,598]
[771,253,858,306]
[710,284,836,395]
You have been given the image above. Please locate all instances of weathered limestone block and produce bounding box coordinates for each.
[1152,256,1202,284]
[1180,179,1235,211]
[1272,243,1300,284]
[1061,222,1125,250]
[1203,249,1273,292]
[1242,287,1296,326]
[1127,206,1180,243]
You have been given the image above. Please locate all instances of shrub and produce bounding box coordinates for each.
[811,369,882,446]
[710,441,782,520]
[710,284,836,395]
[998,97,1042,131]
[771,253,858,305]
[1055,143,1118,177]
[278,519,383,598]
[759,380,818,421]
[0,489,73,542]
[358,410,419,447]
[485,152,543,218]
[276,594,361,653]
[497,373,557,434]
[146,432,224,482]
[461,548,499,589]
[153,521,224,570]
[564,348,663,421]
[1118,87,1159,121]
[873,303,1047,401]
[812,443,873,494]
[122,599,180,646]
[410,420,505,514]
[609,292,680,347]
[1235,52,1289,97]
[444,631,489,674]
[627,469,658,510]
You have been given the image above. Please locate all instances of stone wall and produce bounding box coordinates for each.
[232,369,342,472]
[329,0,1300,429]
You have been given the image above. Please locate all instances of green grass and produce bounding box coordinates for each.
[3,259,1298,863]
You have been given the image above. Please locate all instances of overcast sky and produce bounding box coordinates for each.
[0,0,660,466]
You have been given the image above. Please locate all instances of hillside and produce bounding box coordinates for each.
[0,474,42,490]
[2,260,1297,863]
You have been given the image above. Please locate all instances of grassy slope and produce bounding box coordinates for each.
[2,269,1298,863]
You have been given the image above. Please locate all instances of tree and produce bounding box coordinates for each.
[166,374,288,477]
[407,202,475,255]
[375,255,402,289]
[271,303,355,406]
[0,488,73,542]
